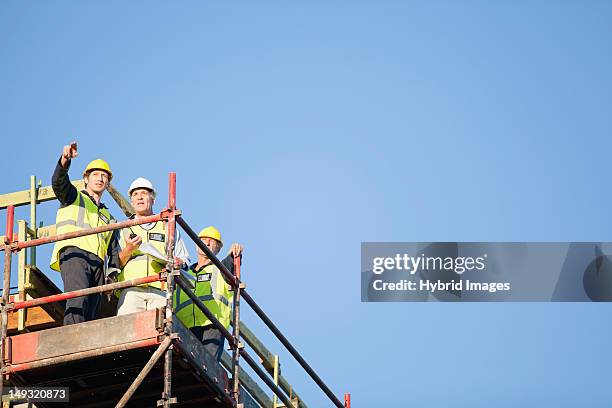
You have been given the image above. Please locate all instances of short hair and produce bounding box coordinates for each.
[130,188,156,200]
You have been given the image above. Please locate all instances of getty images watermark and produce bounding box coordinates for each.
[361,243,612,302]
[371,252,511,293]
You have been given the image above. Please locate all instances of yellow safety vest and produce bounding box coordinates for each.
[50,191,115,271]
[174,264,233,329]
[117,221,168,290]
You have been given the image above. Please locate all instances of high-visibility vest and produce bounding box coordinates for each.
[174,264,233,329]
[50,191,115,271]
[117,221,167,290]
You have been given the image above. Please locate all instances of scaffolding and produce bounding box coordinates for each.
[0,173,350,407]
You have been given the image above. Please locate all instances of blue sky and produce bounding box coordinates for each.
[1,1,611,406]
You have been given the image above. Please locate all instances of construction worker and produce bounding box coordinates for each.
[50,142,121,325]
[174,226,243,362]
[115,177,189,315]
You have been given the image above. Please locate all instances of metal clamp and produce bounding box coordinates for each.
[227,341,244,351]
[156,397,178,406]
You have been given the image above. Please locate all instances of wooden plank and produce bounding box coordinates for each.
[24,265,64,322]
[0,180,85,209]
[7,306,60,333]
[24,265,61,296]
[36,224,55,239]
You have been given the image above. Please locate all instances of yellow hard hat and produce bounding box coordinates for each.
[83,159,113,180]
[198,226,222,245]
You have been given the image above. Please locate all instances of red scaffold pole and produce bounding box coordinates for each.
[4,205,14,245]
[0,213,175,253]
[11,275,164,311]
[1,206,15,398]
[161,171,177,408]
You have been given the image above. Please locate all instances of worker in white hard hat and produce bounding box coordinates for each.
[174,226,243,362]
[115,177,190,315]
[50,142,121,325]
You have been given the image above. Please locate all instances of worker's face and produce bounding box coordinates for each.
[130,188,155,216]
[85,170,110,194]
[197,237,222,258]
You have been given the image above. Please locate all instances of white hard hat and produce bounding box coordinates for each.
[128,177,156,196]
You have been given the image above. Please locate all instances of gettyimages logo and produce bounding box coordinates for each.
[371,253,488,275]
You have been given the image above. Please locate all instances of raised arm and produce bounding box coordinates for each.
[52,142,79,206]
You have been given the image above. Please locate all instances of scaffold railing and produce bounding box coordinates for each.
[0,172,348,408]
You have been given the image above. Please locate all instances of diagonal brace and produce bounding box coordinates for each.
[115,336,173,408]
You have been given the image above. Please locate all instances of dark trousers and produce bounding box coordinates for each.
[59,247,104,325]
[190,325,225,363]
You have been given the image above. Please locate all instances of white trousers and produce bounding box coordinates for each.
[117,287,166,315]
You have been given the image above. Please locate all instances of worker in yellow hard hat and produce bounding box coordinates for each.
[50,142,121,325]
[174,226,243,362]
[114,177,190,315]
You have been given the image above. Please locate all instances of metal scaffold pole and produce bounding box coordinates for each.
[1,213,166,252]
[1,206,15,402]
[231,255,243,405]
[29,175,37,265]
[115,337,172,408]
[160,172,177,408]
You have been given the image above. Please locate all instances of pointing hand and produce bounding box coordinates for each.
[60,142,78,168]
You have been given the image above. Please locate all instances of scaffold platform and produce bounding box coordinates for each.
[1,172,348,408]
[5,310,259,407]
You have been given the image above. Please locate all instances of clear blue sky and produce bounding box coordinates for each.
[1,1,611,406]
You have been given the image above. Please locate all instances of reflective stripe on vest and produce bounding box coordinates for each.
[173,264,233,329]
[174,288,229,313]
[50,192,115,271]
[117,221,167,291]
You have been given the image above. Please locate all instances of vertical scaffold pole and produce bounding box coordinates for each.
[231,254,243,404]
[161,173,177,407]
[273,355,279,408]
[16,221,26,332]
[344,393,351,408]
[1,206,15,399]
[29,176,37,265]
